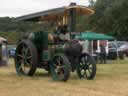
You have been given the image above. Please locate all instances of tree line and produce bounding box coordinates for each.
[0,17,45,32]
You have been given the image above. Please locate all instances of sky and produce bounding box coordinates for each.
[0,0,90,17]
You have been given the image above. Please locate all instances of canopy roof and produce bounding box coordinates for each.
[15,5,94,22]
[75,31,115,40]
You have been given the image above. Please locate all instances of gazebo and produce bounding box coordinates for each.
[75,31,115,55]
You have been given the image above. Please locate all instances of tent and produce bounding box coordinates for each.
[75,31,115,58]
[75,31,115,40]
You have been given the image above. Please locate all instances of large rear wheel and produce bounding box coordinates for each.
[15,40,38,76]
[50,54,70,81]
[77,53,96,80]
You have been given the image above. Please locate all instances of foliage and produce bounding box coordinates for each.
[0,17,47,44]
[0,17,47,32]
[0,32,19,44]
[87,0,128,41]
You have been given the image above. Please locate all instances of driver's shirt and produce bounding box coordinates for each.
[59,33,70,41]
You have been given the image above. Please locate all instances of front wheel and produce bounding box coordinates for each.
[77,53,96,80]
[50,54,70,81]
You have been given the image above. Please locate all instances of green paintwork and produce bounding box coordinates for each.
[42,50,50,61]
[28,31,50,60]
[28,31,65,61]
[55,45,65,53]
[29,31,48,50]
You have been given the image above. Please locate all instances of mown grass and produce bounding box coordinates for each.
[0,58,128,96]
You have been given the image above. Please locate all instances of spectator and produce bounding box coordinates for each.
[99,44,107,64]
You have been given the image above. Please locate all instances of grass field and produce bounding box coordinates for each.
[0,59,128,96]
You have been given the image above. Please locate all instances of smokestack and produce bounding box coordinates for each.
[68,2,77,38]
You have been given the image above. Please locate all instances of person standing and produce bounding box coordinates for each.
[99,44,107,64]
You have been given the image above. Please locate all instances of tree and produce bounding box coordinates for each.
[104,0,128,40]
[89,0,95,6]
[86,0,128,40]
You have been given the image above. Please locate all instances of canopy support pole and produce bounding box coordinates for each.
[114,40,119,59]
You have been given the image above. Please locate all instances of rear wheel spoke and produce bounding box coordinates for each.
[26,56,32,59]
[17,54,24,58]
[87,69,92,76]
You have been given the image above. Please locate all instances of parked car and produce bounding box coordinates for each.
[118,44,128,56]
[8,48,16,57]
[108,41,128,59]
